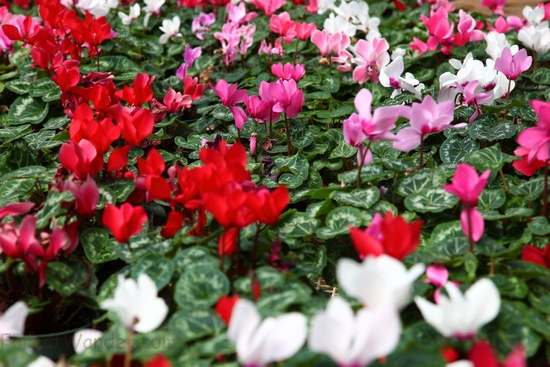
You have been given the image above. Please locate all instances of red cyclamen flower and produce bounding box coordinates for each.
[102,203,148,243]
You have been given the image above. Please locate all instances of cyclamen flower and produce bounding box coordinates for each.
[100,273,168,333]
[251,0,286,16]
[351,37,390,84]
[518,24,550,55]
[118,4,140,26]
[311,29,350,57]
[212,79,248,129]
[414,279,500,340]
[228,299,307,367]
[266,79,304,118]
[143,0,165,27]
[517,100,550,164]
[158,16,181,44]
[393,95,462,152]
[494,47,532,80]
[349,211,422,260]
[337,255,425,309]
[76,0,119,18]
[309,297,401,367]
[379,56,423,98]
[481,0,506,15]
[102,203,148,243]
[444,163,490,242]
[192,12,215,40]
[522,243,550,268]
[271,63,306,81]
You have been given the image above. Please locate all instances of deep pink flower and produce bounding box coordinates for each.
[0,202,34,219]
[267,79,304,119]
[293,21,316,40]
[517,100,550,164]
[212,79,249,129]
[481,0,506,15]
[494,47,532,80]
[269,12,296,43]
[245,95,280,123]
[393,95,463,152]
[444,163,490,242]
[271,63,306,81]
[513,146,549,176]
[444,163,490,207]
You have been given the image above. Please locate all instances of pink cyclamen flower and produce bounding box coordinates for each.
[251,0,286,16]
[482,0,506,15]
[310,30,350,57]
[494,46,532,81]
[267,79,304,118]
[227,2,257,25]
[271,63,306,81]
[163,87,192,112]
[245,95,280,123]
[192,12,215,40]
[294,21,317,41]
[444,163,490,242]
[269,12,296,43]
[212,79,249,129]
[351,37,390,84]
[343,89,400,147]
[419,7,455,54]
[393,95,463,152]
[517,100,550,164]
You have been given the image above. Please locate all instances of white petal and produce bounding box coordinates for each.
[0,301,29,338]
[228,299,261,362]
[73,329,103,353]
[464,278,501,329]
[414,296,450,337]
[134,298,168,333]
[27,356,56,367]
[336,258,364,300]
[257,313,307,365]
[354,308,401,365]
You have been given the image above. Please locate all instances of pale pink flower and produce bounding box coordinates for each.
[494,46,532,81]
[351,37,390,84]
[393,95,463,152]
[227,2,257,24]
[310,29,350,57]
[192,12,215,41]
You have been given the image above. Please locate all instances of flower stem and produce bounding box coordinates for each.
[466,208,474,253]
[284,113,292,155]
[419,136,424,169]
[499,168,510,193]
[356,142,371,189]
[543,164,549,218]
[124,325,135,367]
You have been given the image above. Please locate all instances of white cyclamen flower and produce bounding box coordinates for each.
[118,4,141,26]
[143,0,166,27]
[309,297,401,367]
[518,23,550,55]
[27,356,56,367]
[228,299,307,367]
[379,56,422,99]
[0,301,29,340]
[414,278,500,340]
[100,273,168,333]
[324,13,357,37]
[76,0,119,18]
[158,16,182,44]
[337,255,425,309]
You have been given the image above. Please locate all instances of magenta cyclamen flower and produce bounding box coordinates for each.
[517,100,550,164]
[494,46,532,81]
[192,12,215,41]
[393,95,464,152]
[351,37,390,84]
[271,63,306,81]
[266,79,304,118]
[444,163,490,242]
[212,79,248,129]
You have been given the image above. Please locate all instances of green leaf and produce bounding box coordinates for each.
[529,67,550,85]
[466,144,516,172]
[7,96,49,125]
[506,260,550,279]
[478,189,506,210]
[23,130,62,150]
[0,124,32,143]
[172,247,219,273]
[278,173,303,189]
[81,56,138,74]
[510,177,545,200]
[81,228,120,264]
[528,216,550,236]
[168,310,225,342]
[131,253,174,290]
[212,105,234,122]
[330,187,380,209]
[270,211,320,239]
[337,164,389,184]
[315,206,363,239]
[4,79,31,94]
[34,190,74,229]
[490,274,528,299]
[234,266,286,295]
[397,169,448,196]
[256,280,311,314]
[290,123,314,148]
[427,221,469,258]
[46,260,88,297]
[328,140,357,159]
[404,188,459,213]
[439,136,479,165]
[27,78,58,98]
[528,285,550,315]
[274,153,310,181]
[485,301,542,358]
[174,268,230,310]
[469,114,516,141]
